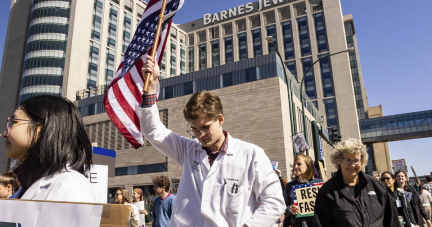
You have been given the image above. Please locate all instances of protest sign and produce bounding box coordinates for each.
[292,133,309,153]
[292,182,324,217]
[171,178,181,194]
[392,159,407,172]
[0,199,130,227]
[89,165,108,203]
[271,161,279,170]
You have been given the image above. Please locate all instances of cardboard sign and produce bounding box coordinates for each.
[392,159,407,172]
[0,199,131,227]
[292,183,324,217]
[292,133,310,153]
[171,178,181,194]
[271,161,279,170]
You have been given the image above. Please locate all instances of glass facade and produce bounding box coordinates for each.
[345,21,366,119]
[324,98,338,130]
[319,54,334,97]
[107,4,118,48]
[105,49,116,84]
[115,163,168,176]
[238,33,247,60]
[313,12,328,53]
[171,40,177,76]
[91,0,103,41]
[297,16,311,56]
[199,43,206,70]
[122,13,132,53]
[87,42,100,89]
[211,40,220,67]
[301,57,316,99]
[180,46,186,74]
[20,0,71,101]
[266,25,277,53]
[188,46,194,72]
[252,28,262,57]
[282,20,294,60]
[285,60,297,79]
[225,36,233,64]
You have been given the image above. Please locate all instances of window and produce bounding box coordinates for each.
[107,5,119,48]
[282,20,294,60]
[266,25,277,53]
[285,60,297,79]
[297,16,311,56]
[324,98,339,130]
[245,67,257,82]
[188,46,194,72]
[302,57,316,99]
[180,46,186,74]
[252,29,262,57]
[313,12,328,53]
[223,73,233,87]
[319,54,334,97]
[184,81,193,95]
[122,13,132,53]
[105,49,116,83]
[225,36,233,63]
[87,42,100,89]
[238,33,247,60]
[91,0,103,41]
[236,19,246,32]
[199,43,206,70]
[212,40,220,67]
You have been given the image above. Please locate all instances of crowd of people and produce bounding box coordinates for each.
[1,56,432,227]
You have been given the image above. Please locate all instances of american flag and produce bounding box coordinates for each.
[103,0,184,148]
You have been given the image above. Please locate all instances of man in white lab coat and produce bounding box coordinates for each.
[140,56,285,227]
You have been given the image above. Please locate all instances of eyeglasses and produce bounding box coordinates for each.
[381,177,391,181]
[186,119,218,136]
[341,158,362,166]
[6,117,32,135]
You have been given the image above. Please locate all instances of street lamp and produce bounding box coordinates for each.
[266,36,299,155]
[298,47,354,155]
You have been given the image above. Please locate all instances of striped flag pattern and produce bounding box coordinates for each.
[104,0,184,148]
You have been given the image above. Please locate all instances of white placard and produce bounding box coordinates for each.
[292,133,310,153]
[0,200,103,227]
[89,165,108,203]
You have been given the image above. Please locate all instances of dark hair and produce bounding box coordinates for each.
[0,171,20,193]
[293,154,315,181]
[381,171,395,179]
[117,187,133,204]
[427,175,432,182]
[183,91,223,122]
[14,95,92,188]
[152,175,171,192]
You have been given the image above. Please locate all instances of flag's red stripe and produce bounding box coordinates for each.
[111,80,141,132]
[134,59,145,83]
[146,0,162,11]
[123,70,142,103]
[104,97,142,149]
[158,19,172,65]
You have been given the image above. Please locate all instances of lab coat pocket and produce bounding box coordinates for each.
[221,185,246,215]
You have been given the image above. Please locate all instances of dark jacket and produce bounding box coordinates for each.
[387,188,416,227]
[283,178,324,224]
[314,170,400,227]
[404,184,429,225]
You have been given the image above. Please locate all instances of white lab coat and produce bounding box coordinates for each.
[139,104,285,227]
[21,167,100,203]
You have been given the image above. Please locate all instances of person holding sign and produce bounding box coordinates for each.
[283,154,323,227]
[133,188,152,225]
[1,95,99,202]
[395,171,432,227]
[116,187,140,227]
[381,171,417,227]
[139,56,285,227]
[314,139,400,227]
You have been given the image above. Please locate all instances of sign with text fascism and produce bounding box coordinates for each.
[292,182,325,217]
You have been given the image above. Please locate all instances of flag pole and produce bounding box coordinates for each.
[143,0,168,93]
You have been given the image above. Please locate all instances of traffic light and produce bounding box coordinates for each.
[330,127,342,144]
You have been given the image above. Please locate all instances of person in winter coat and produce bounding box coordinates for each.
[395,171,432,227]
[283,154,323,227]
[314,138,400,227]
[381,171,417,227]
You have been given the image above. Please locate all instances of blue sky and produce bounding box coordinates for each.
[0,0,431,176]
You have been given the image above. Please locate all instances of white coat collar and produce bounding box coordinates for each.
[193,133,235,155]
[22,166,74,199]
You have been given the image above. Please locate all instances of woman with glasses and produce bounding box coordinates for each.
[381,171,417,227]
[1,95,99,202]
[395,171,432,227]
[116,187,140,227]
[283,154,323,227]
[314,138,400,227]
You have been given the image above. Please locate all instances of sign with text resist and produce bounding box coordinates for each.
[292,182,324,217]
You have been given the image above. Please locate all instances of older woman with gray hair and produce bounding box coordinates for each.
[314,138,400,227]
